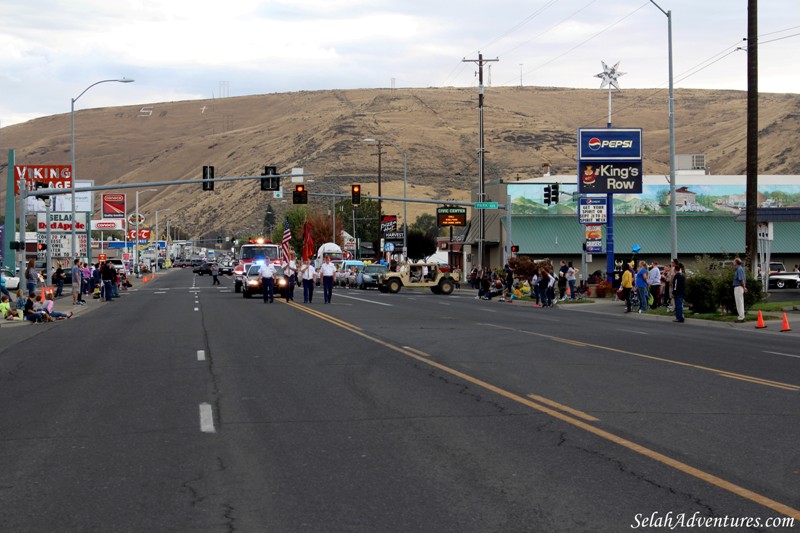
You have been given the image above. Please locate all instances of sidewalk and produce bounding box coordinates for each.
[553,292,800,336]
[0,269,171,328]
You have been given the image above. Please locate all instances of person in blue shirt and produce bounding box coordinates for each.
[635,260,650,313]
[732,258,747,322]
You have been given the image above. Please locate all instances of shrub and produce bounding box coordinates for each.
[686,275,717,313]
[714,272,764,315]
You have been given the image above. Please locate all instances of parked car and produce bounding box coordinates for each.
[768,272,800,289]
[241,264,288,298]
[358,264,389,289]
[1,268,20,291]
[219,261,234,275]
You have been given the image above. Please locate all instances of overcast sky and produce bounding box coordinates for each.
[1,0,797,127]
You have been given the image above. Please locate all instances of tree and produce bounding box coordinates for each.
[270,206,309,255]
[306,209,342,249]
[339,199,380,244]
[406,229,437,261]
[410,213,439,238]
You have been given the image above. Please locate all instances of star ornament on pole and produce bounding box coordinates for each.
[595,60,626,89]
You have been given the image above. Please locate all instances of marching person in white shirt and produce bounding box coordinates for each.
[300,258,316,303]
[258,260,277,303]
[281,251,298,302]
[319,256,337,304]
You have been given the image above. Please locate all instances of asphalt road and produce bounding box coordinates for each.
[1,269,798,532]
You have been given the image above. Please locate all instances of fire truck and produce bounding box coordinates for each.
[233,239,281,293]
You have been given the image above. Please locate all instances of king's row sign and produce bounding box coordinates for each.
[577,129,642,194]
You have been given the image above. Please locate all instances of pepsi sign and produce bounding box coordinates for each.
[578,128,642,160]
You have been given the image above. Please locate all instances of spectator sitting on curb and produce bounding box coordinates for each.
[1,294,19,320]
[24,292,51,323]
[41,293,73,320]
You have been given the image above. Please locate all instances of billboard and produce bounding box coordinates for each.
[508,176,800,216]
[24,180,93,213]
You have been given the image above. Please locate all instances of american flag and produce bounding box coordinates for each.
[281,217,292,264]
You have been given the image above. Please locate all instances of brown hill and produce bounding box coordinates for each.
[1,86,797,238]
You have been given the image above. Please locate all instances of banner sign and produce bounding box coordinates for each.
[436,207,467,227]
[578,197,608,224]
[102,194,126,219]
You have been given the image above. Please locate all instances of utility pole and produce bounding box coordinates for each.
[745,0,758,273]
[463,52,498,271]
[371,140,386,220]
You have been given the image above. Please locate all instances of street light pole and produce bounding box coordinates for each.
[155,208,171,271]
[70,78,134,261]
[134,189,157,276]
[650,0,677,260]
[364,138,407,261]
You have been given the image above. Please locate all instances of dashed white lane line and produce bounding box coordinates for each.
[197,350,206,361]
[199,403,216,433]
[763,350,800,359]
[335,293,392,306]
[194,307,199,311]
[154,291,167,294]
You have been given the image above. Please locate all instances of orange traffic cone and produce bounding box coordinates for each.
[142,276,149,283]
[781,313,792,332]
[755,310,767,329]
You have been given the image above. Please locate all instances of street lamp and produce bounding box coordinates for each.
[154,208,172,270]
[364,138,407,261]
[650,0,677,259]
[134,188,157,275]
[70,78,134,260]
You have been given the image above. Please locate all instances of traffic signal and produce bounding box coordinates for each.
[261,166,279,191]
[543,185,551,205]
[10,241,21,250]
[552,183,560,204]
[202,165,215,191]
[351,184,361,205]
[293,184,308,204]
[37,243,48,251]
[511,245,520,253]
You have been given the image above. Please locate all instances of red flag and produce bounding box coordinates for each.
[302,221,314,261]
[281,217,292,264]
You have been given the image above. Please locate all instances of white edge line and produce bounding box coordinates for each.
[199,403,216,433]
[197,350,206,361]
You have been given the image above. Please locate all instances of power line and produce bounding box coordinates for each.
[512,1,650,86]
[497,0,598,60]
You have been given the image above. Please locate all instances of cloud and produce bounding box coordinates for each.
[0,0,797,126]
